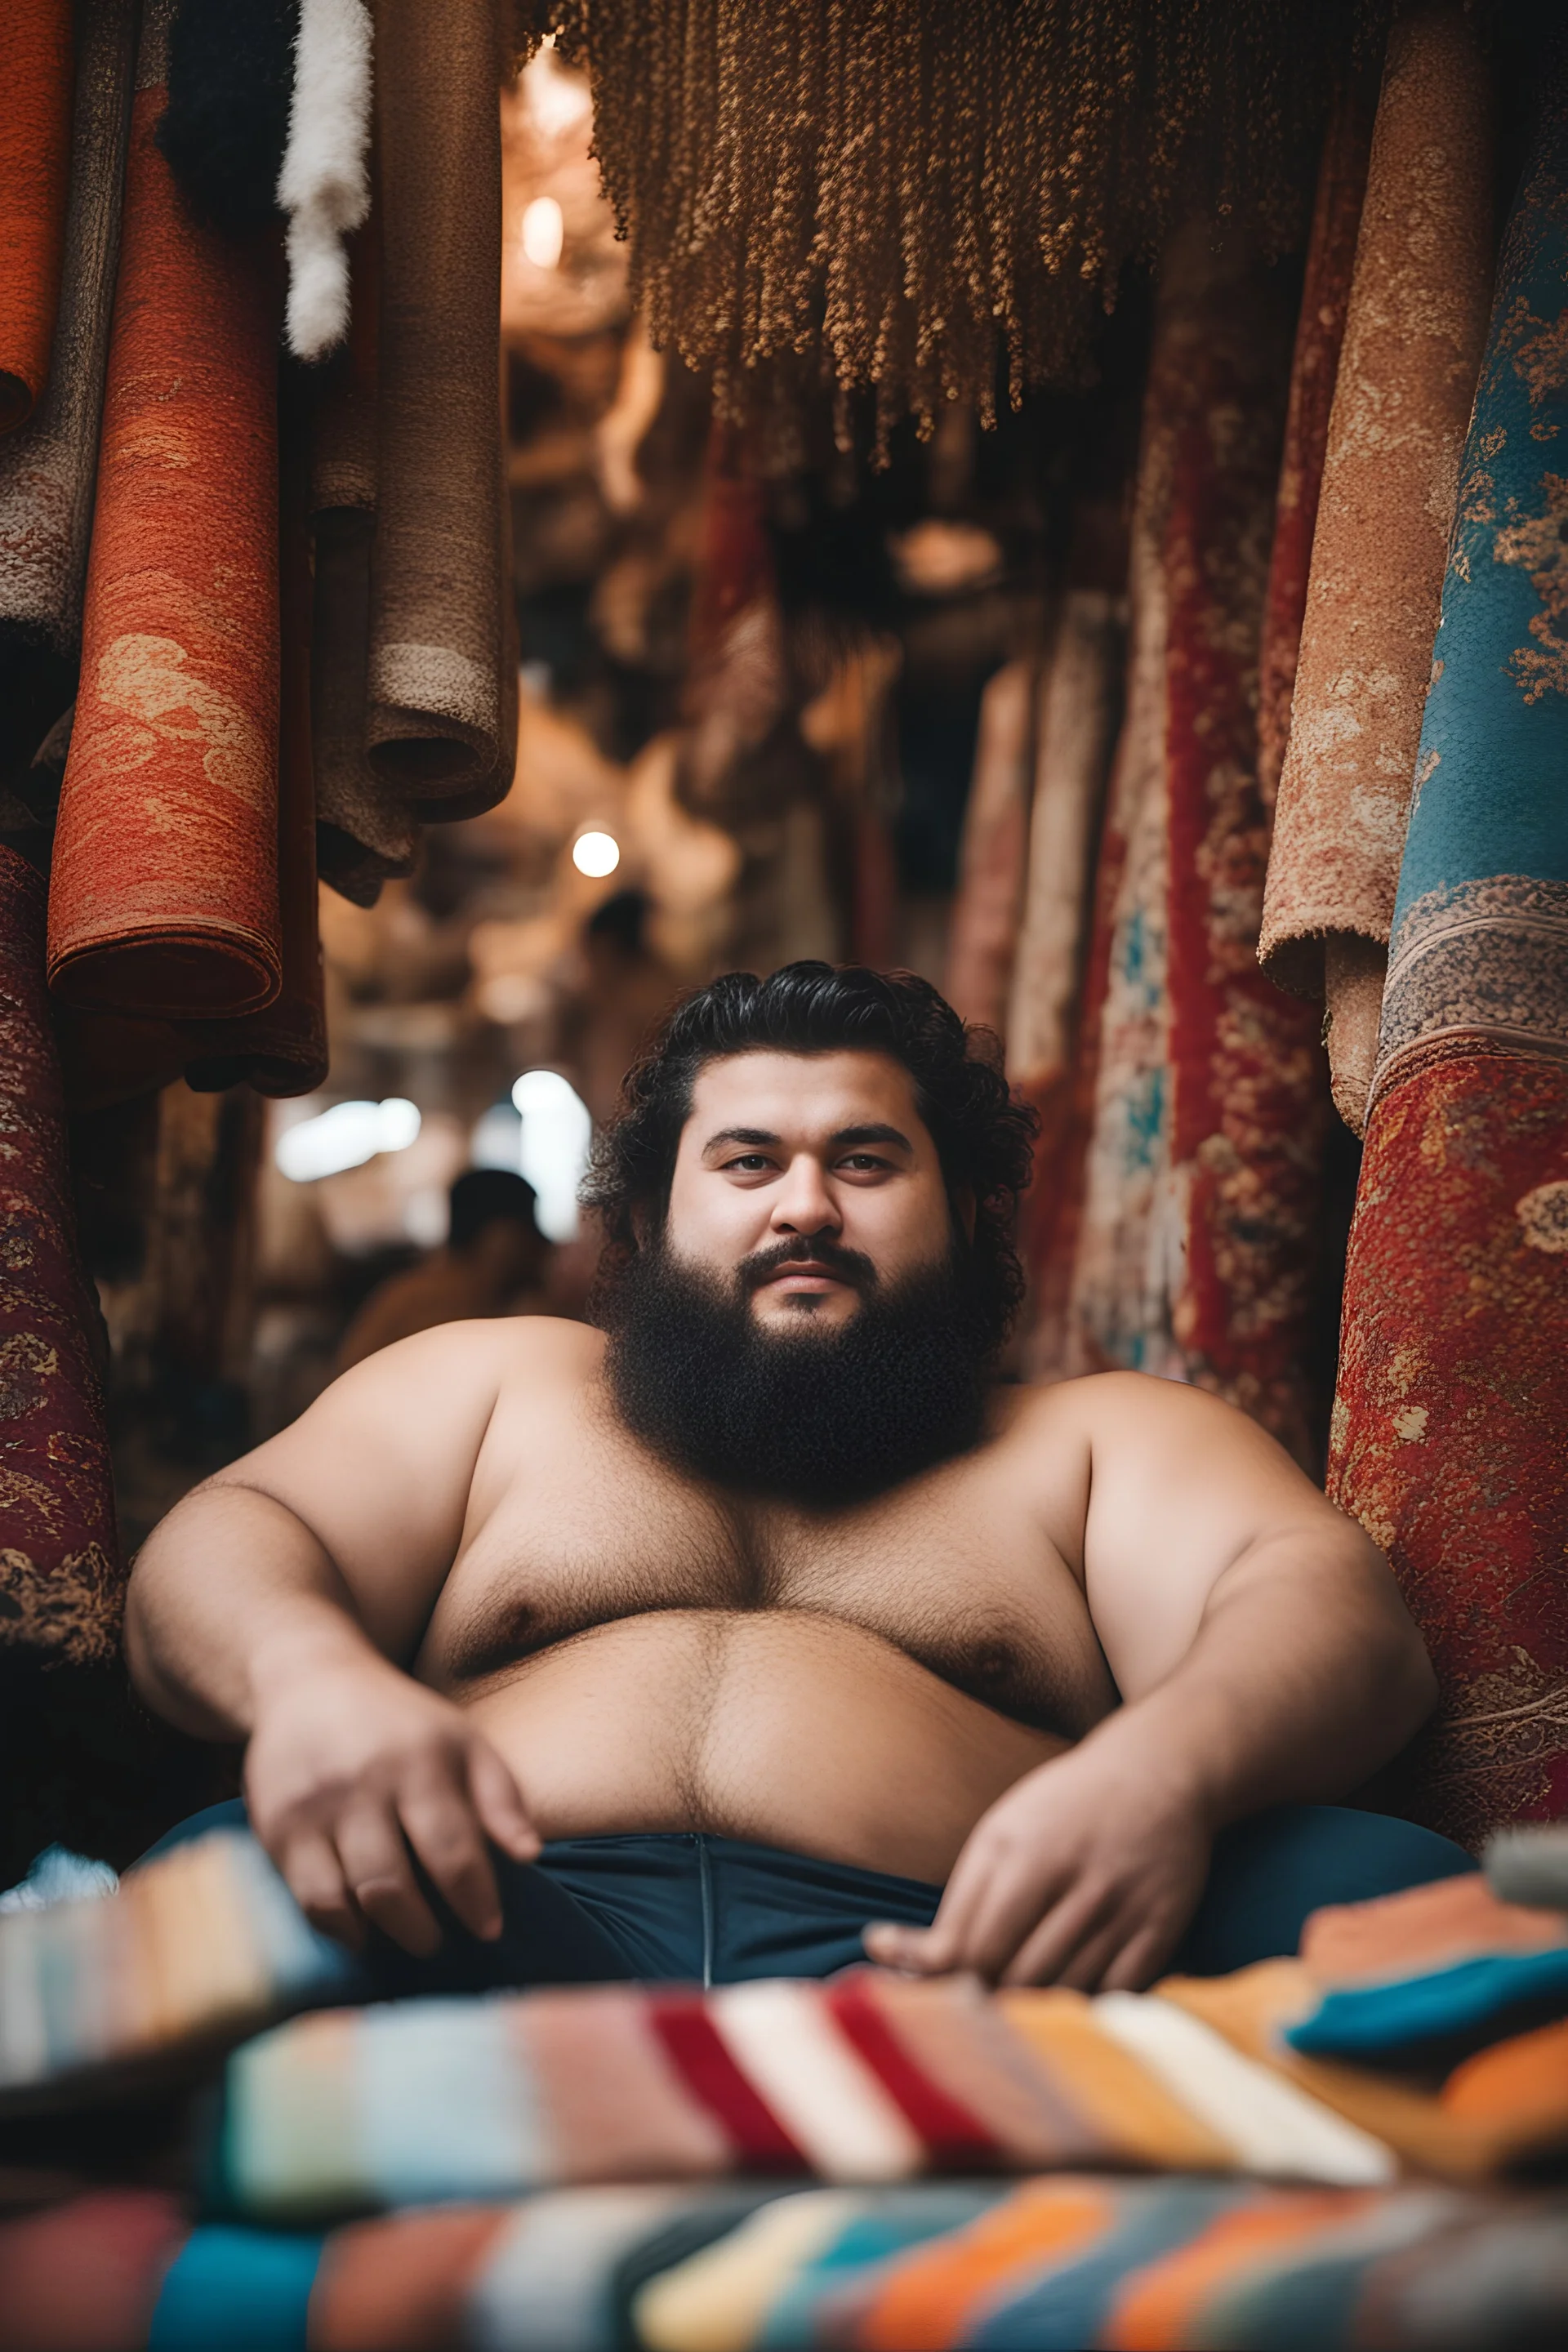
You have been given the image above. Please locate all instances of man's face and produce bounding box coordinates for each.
[663,1049,953,1333]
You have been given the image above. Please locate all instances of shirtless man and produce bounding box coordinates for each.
[128,964,1462,1994]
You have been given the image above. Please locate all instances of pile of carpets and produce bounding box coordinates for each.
[2,1825,1568,2345]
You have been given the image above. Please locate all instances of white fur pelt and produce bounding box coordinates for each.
[276,0,372,360]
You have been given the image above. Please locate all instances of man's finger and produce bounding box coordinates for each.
[468,1740,541,1864]
[1100,1922,1178,1994]
[400,1780,504,1942]
[335,1803,442,1958]
[995,1878,1114,1988]
[280,1831,363,1952]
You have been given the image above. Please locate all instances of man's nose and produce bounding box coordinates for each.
[769,1153,841,1236]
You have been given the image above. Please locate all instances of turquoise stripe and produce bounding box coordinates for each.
[1288,1946,1568,2058]
[966,2181,1241,2350]
[148,2226,323,2352]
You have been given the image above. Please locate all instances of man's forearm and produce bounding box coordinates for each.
[1084,1530,1437,1831]
[127,1481,385,1742]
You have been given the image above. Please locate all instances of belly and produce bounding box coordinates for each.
[455,1610,1068,1882]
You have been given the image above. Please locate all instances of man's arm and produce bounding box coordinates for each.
[127,1321,590,1953]
[867,1374,1437,1989]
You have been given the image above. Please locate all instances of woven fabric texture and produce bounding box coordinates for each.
[0,0,74,436]
[0,846,120,1669]
[47,0,283,1021]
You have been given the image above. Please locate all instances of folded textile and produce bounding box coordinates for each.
[1260,2,1494,1138]
[1328,51,1568,1849]
[0,1,74,437]
[1486,1824,1568,1913]
[212,1967,1404,2228]
[1286,1950,1568,2071]
[1163,1962,1568,2182]
[0,1829,352,2109]
[368,0,510,817]
[0,2189,191,2352]
[1255,70,1375,808]
[277,0,372,361]
[155,0,297,235]
[944,662,1035,1040]
[47,0,284,1021]
[0,0,137,782]
[1004,592,1124,1111]
[0,844,121,1672]
[1300,1873,1568,1988]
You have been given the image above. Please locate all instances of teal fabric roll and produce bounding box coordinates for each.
[1375,60,1568,1103]
[148,2225,323,2351]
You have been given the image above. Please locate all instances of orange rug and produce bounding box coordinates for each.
[0,0,74,435]
[47,5,283,1020]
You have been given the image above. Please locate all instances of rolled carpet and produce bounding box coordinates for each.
[0,0,136,785]
[943,660,1034,1041]
[1330,57,1568,1850]
[47,0,283,1020]
[1160,232,1327,1465]
[182,386,327,1097]
[0,0,74,436]
[1006,592,1125,1116]
[367,0,510,817]
[0,845,121,1669]
[1255,69,1375,808]
[310,220,421,904]
[1259,2,1494,1134]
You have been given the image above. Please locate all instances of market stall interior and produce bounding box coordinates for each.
[1,7,1568,2319]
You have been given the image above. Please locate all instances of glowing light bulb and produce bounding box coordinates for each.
[521,196,564,270]
[572,829,620,878]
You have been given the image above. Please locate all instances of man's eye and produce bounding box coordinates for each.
[725,1155,773,1172]
[840,1155,888,1172]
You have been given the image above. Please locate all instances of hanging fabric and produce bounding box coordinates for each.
[47,0,283,1021]
[0,0,138,786]
[1160,234,1325,1464]
[680,438,789,822]
[309,219,420,904]
[367,0,511,817]
[1330,63,1568,1848]
[277,0,372,362]
[1005,590,1125,1113]
[1255,69,1376,807]
[0,0,74,436]
[182,380,327,1096]
[944,662,1035,1040]
[1259,2,1494,1134]
[0,845,121,1671]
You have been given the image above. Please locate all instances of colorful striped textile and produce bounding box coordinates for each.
[47,0,284,1022]
[9,2177,1568,2352]
[0,1830,352,2109]
[1260,3,1495,1137]
[212,1968,1403,2227]
[1328,51,1568,1851]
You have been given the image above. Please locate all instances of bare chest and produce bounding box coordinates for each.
[418,1404,1117,1741]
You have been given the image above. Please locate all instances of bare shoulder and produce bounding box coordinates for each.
[492,1314,607,1395]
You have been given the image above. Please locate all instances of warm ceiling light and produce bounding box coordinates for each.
[572,828,620,878]
[521,195,564,270]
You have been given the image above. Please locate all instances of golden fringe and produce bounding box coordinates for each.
[509,2,1391,454]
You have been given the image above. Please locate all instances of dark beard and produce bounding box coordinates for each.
[599,1236,993,1507]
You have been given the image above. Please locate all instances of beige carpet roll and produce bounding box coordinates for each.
[943,660,1035,1039]
[1006,591,1125,1106]
[1260,2,1494,1055]
[367,0,509,819]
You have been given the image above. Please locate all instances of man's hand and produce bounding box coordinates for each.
[243,1651,541,1958]
[862,1737,1211,1991]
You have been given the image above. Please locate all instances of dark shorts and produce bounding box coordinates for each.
[144,1800,1472,1992]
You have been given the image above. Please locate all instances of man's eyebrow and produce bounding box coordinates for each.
[828,1124,914,1153]
[702,1126,783,1154]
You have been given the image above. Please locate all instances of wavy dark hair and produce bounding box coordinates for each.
[582,962,1039,1347]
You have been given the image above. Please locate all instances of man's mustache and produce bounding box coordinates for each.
[736,1236,879,1294]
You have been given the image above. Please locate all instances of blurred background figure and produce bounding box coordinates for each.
[335,1169,554,1372]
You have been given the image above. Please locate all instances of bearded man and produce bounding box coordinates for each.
[128,964,1467,1995]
